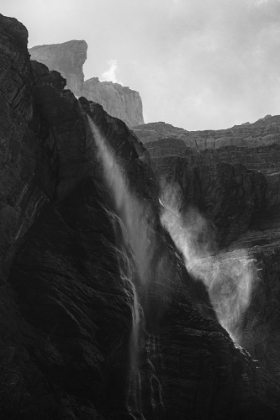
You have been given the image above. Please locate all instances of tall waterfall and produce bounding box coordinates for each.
[89,114,256,419]
[88,118,163,419]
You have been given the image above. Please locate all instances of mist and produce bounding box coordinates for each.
[160,183,256,342]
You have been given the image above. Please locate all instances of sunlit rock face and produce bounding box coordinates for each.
[29,40,87,97]
[29,42,145,127]
[1,12,280,420]
[135,119,280,385]
[82,77,144,127]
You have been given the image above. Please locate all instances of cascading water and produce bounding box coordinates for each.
[88,118,163,419]
[159,182,256,343]
[88,112,256,419]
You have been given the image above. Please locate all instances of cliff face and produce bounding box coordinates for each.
[29,40,87,97]
[29,42,145,127]
[134,120,280,243]
[1,12,280,420]
[135,120,280,386]
[82,77,144,127]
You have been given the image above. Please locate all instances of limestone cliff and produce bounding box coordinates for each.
[29,40,87,97]
[29,42,144,127]
[82,77,144,127]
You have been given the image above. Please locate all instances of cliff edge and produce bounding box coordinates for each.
[29,41,145,127]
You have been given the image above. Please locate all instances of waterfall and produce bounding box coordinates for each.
[159,182,256,343]
[88,113,254,419]
[88,118,163,419]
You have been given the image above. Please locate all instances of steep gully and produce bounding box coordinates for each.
[1,12,280,419]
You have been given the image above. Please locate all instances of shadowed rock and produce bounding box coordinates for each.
[1,12,280,420]
[134,118,280,388]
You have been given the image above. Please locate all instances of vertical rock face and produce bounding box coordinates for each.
[1,12,280,420]
[0,13,47,281]
[29,40,87,96]
[29,42,145,127]
[134,120,280,388]
[82,78,144,127]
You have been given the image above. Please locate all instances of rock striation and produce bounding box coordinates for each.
[134,119,280,387]
[29,42,145,127]
[82,77,144,127]
[1,12,280,420]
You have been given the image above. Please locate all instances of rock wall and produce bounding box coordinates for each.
[29,40,87,97]
[1,12,280,420]
[135,119,280,388]
[82,77,144,127]
[29,42,145,127]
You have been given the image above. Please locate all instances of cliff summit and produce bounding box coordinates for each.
[29,40,144,127]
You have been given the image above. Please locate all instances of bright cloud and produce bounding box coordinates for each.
[100,59,123,85]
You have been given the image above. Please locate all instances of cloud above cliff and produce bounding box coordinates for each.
[100,60,123,85]
[3,0,280,129]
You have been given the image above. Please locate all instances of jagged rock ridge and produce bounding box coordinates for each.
[29,41,145,127]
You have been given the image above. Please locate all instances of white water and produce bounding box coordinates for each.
[89,114,254,419]
[160,182,256,343]
[88,118,163,419]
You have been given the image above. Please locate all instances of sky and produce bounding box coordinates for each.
[2,0,280,130]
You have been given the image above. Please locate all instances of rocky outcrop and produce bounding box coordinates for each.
[29,40,87,97]
[1,12,280,420]
[82,77,144,127]
[29,43,145,127]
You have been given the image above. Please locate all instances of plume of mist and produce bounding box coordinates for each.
[160,183,256,342]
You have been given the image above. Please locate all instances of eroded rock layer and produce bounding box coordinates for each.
[82,78,144,127]
[29,42,145,127]
[134,119,280,388]
[1,12,280,420]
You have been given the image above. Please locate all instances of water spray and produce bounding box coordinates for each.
[159,183,256,343]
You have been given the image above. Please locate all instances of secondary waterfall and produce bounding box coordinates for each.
[89,118,163,419]
[160,182,256,343]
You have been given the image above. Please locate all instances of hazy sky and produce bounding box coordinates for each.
[2,0,280,130]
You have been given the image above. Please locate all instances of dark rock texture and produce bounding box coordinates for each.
[135,119,280,388]
[29,43,145,127]
[1,12,280,420]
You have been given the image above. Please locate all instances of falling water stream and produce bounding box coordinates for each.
[89,115,256,418]
[89,118,163,419]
